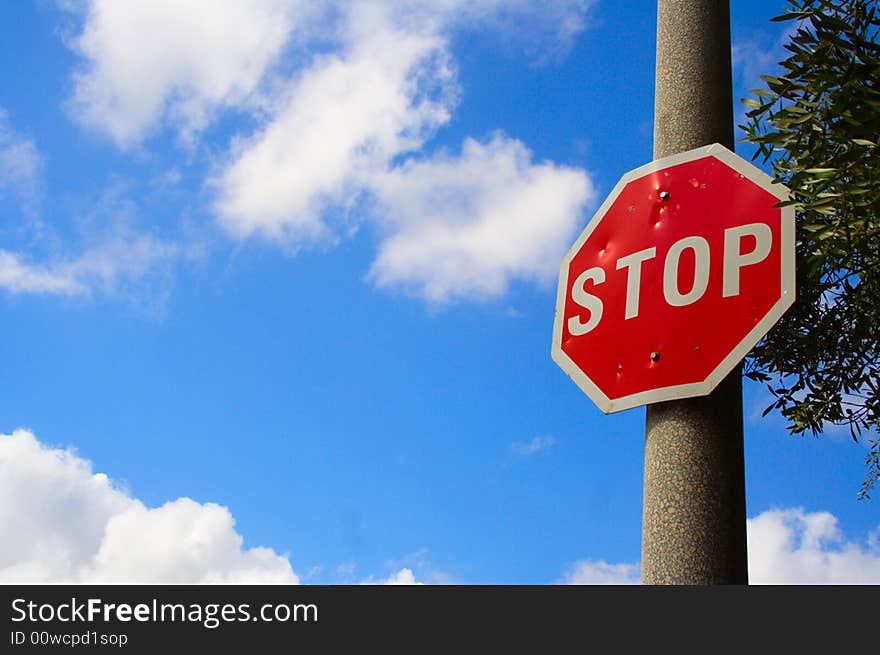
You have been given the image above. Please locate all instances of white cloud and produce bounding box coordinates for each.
[68,0,311,146]
[213,11,456,246]
[382,568,421,584]
[67,0,591,149]
[65,0,596,303]
[558,560,639,585]
[362,568,423,585]
[211,6,594,297]
[561,508,880,585]
[368,134,594,302]
[0,108,41,207]
[747,507,880,584]
[82,499,297,584]
[377,547,455,584]
[0,429,298,583]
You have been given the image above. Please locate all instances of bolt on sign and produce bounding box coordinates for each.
[551,143,795,413]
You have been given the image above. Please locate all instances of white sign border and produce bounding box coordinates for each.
[551,143,796,414]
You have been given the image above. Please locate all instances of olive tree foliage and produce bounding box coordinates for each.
[741,0,879,498]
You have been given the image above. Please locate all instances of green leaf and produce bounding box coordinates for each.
[740,0,880,498]
[760,74,789,85]
[771,11,811,22]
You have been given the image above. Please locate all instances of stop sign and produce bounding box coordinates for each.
[551,143,795,413]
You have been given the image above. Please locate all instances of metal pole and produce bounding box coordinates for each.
[641,0,748,584]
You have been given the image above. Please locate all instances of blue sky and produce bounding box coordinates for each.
[1,0,878,585]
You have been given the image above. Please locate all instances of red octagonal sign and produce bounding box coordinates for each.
[551,143,795,413]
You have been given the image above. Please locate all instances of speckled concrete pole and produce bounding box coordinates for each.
[641,0,748,584]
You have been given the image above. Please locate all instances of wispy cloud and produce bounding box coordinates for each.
[0,176,204,307]
[0,234,195,307]
[509,436,557,458]
[0,107,41,213]
[0,251,86,295]
[731,18,800,133]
